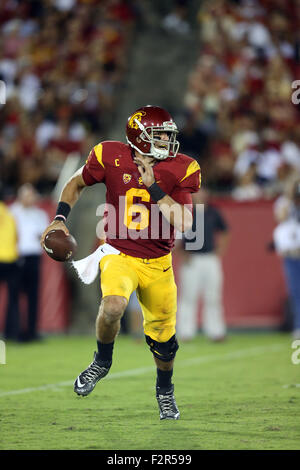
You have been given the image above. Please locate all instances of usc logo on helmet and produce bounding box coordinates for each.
[128,111,146,129]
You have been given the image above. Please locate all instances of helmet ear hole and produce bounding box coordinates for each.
[126,105,179,159]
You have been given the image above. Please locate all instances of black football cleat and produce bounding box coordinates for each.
[74,352,111,397]
[156,384,180,420]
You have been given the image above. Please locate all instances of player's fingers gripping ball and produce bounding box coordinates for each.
[43,229,77,262]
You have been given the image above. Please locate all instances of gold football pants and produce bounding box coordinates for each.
[100,252,177,342]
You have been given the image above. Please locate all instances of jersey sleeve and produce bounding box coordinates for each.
[170,187,193,212]
[169,158,201,212]
[177,159,201,193]
[82,142,106,186]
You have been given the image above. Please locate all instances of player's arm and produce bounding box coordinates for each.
[41,143,106,244]
[156,193,193,233]
[58,166,87,208]
[40,166,87,243]
[134,157,193,233]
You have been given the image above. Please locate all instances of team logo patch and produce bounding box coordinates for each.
[138,177,143,185]
[128,111,146,129]
[123,173,132,184]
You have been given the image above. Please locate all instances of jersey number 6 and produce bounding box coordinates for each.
[124,188,150,230]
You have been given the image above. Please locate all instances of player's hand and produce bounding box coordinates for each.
[40,220,69,247]
[134,156,155,187]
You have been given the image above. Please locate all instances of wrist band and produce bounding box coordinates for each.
[54,201,71,222]
[148,182,166,202]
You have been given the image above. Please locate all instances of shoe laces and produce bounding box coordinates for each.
[81,360,107,382]
[157,391,176,414]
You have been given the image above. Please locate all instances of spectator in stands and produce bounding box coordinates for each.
[0,0,139,196]
[10,184,49,341]
[162,0,191,36]
[274,173,300,224]
[176,187,229,342]
[0,182,20,341]
[232,162,263,201]
[183,0,300,196]
[177,111,209,165]
[273,180,300,339]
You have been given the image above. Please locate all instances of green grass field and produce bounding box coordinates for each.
[0,332,299,450]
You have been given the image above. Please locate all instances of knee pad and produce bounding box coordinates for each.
[145,334,179,362]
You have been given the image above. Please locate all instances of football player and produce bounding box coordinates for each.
[41,105,201,420]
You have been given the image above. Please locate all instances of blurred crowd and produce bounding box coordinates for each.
[2,0,299,202]
[0,0,139,198]
[1,0,300,339]
[181,0,300,200]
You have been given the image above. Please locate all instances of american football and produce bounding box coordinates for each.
[43,230,77,262]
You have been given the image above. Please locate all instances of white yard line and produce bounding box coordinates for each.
[0,343,284,398]
[282,384,300,388]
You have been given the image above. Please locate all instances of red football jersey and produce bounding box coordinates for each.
[82,141,201,258]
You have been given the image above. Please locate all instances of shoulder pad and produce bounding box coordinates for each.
[93,141,129,168]
[175,153,201,190]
